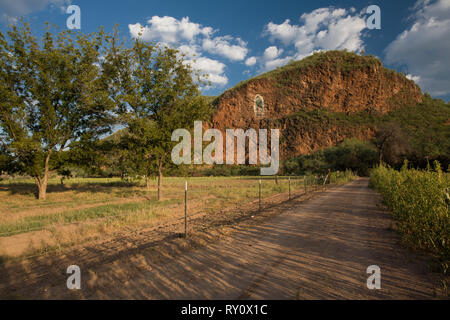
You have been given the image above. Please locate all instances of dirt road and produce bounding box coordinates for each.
[0,178,444,299]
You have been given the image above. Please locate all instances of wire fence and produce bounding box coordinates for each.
[0,174,335,239]
[181,173,332,237]
[0,172,358,264]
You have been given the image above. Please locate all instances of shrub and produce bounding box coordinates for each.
[370,162,449,272]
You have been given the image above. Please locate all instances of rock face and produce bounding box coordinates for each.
[209,51,423,159]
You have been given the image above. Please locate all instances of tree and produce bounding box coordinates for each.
[113,37,212,200]
[282,139,378,176]
[375,122,411,166]
[0,22,117,199]
[0,138,11,174]
[323,139,378,176]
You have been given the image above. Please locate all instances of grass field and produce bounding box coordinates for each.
[0,172,357,261]
[0,175,316,260]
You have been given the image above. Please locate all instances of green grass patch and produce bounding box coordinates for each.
[0,199,179,237]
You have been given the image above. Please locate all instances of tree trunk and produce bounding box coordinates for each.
[157,166,163,201]
[37,179,48,200]
[36,151,52,200]
[145,175,151,190]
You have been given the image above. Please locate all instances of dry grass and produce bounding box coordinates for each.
[0,176,308,259]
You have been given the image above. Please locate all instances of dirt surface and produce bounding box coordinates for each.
[0,179,445,299]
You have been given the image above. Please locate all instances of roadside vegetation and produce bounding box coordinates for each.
[370,162,450,276]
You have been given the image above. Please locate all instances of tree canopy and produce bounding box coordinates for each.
[0,22,117,198]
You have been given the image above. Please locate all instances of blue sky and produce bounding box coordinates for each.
[1,0,449,100]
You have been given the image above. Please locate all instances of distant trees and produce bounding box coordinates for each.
[283,139,378,176]
[323,139,378,175]
[383,96,450,169]
[0,139,11,174]
[0,22,118,199]
[375,122,411,166]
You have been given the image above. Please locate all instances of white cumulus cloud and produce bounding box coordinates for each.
[263,46,284,60]
[129,16,212,43]
[262,7,367,71]
[185,57,228,86]
[384,0,450,97]
[245,56,257,66]
[202,36,248,61]
[0,0,70,20]
[128,16,249,87]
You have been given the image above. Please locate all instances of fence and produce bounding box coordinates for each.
[182,173,331,238]
[0,171,349,265]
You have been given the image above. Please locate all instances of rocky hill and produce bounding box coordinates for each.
[209,50,423,159]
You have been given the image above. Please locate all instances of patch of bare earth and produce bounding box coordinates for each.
[0,179,446,299]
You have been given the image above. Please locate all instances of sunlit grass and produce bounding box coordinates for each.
[370,162,449,274]
[0,173,354,257]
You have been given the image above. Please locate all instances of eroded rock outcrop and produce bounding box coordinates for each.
[209,51,422,159]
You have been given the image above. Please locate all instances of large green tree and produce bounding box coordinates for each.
[113,38,212,200]
[0,22,117,199]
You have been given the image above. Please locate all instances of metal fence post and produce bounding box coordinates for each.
[288,177,291,200]
[259,179,262,212]
[185,181,187,238]
[304,175,307,194]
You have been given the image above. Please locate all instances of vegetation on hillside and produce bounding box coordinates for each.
[223,50,415,97]
[284,139,378,176]
[279,95,449,173]
[228,50,381,93]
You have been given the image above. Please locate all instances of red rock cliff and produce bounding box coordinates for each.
[209,51,423,159]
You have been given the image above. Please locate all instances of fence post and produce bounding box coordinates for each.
[304,175,307,194]
[288,177,291,200]
[259,179,262,212]
[184,181,187,238]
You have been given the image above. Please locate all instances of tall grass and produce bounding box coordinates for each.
[331,170,358,184]
[370,162,449,273]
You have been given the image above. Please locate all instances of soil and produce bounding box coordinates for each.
[0,179,446,299]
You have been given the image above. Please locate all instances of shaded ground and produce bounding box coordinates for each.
[0,179,445,299]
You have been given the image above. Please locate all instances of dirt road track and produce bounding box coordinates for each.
[0,178,445,299]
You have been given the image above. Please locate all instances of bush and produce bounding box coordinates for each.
[370,162,449,272]
[283,139,378,176]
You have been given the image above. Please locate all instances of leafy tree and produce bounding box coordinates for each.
[99,128,137,180]
[375,122,411,166]
[383,96,450,169]
[0,138,11,174]
[283,139,378,176]
[323,138,378,175]
[113,37,212,200]
[0,22,117,199]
